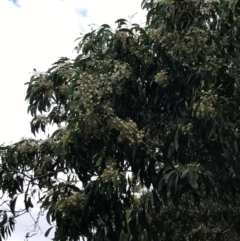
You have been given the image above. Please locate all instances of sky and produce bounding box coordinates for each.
[0,0,146,240]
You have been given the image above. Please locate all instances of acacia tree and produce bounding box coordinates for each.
[1,0,240,240]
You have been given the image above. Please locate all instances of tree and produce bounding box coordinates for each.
[1,0,240,240]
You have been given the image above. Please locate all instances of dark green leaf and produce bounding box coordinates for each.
[205,170,215,184]
[10,197,18,215]
[174,129,179,151]
[95,157,103,167]
[187,172,199,189]
[44,227,54,237]
[181,169,189,178]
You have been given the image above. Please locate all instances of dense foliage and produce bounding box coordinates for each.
[1,0,240,240]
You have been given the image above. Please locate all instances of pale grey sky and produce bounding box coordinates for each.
[0,0,145,240]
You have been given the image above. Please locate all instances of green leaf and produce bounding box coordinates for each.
[187,172,199,189]
[46,210,52,225]
[152,191,161,213]
[115,19,127,24]
[53,199,65,210]
[0,211,7,226]
[174,174,179,193]
[54,141,63,156]
[100,24,111,29]
[234,141,238,154]
[158,177,165,192]
[105,118,113,131]
[174,129,179,151]
[9,217,15,232]
[205,170,215,184]
[10,197,18,215]
[118,28,133,34]
[219,96,229,104]
[228,10,234,24]
[204,102,208,121]
[211,35,221,50]
[51,129,62,139]
[166,170,176,182]
[27,197,34,209]
[95,157,103,167]
[141,0,147,8]
[223,149,231,161]
[181,169,189,178]
[44,227,54,237]
[167,173,177,195]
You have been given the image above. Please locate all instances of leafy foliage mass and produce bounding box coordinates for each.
[1,0,240,240]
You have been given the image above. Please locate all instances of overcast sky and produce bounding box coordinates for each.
[0,0,145,240]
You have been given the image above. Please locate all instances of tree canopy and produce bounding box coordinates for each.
[1,0,240,240]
